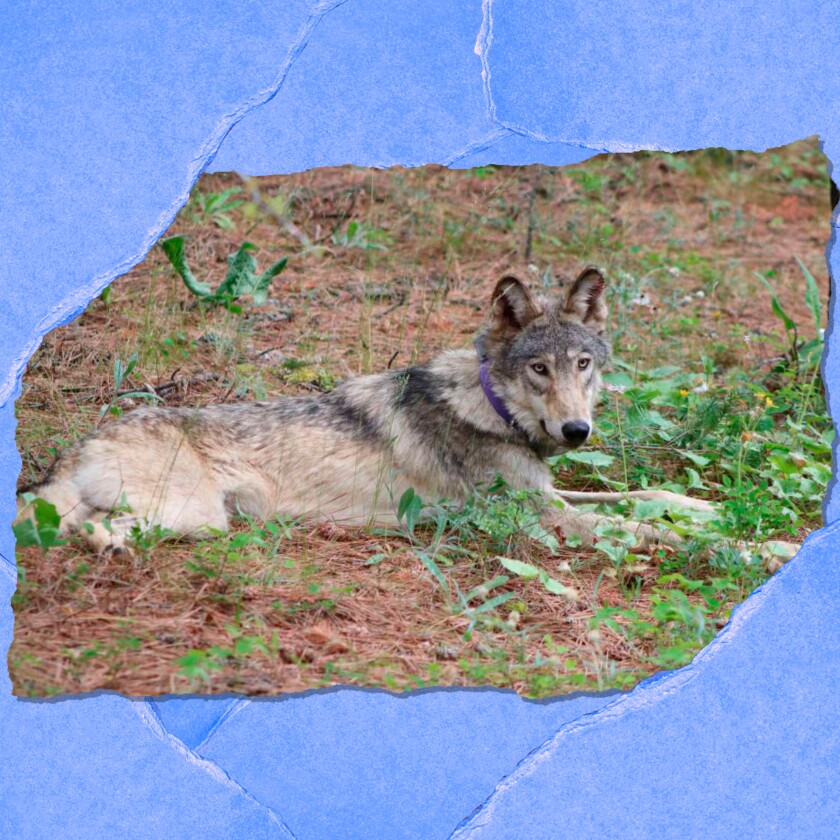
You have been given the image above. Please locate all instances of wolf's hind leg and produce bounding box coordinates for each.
[111,488,230,554]
[74,434,231,547]
[82,499,231,555]
[143,481,230,537]
[80,512,134,555]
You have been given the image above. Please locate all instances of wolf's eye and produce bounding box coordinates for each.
[578,357,591,370]
[531,363,548,375]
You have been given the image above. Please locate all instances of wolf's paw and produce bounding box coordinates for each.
[757,540,800,574]
[82,519,133,556]
[99,542,133,559]
[551,510,681,554]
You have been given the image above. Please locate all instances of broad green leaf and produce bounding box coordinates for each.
[254,257,289,305]
[632,499,671,520]
[755,272,795,331]
[563,450,616,467]
[161,236,214,297]
[679,450,711,467]
[538,571,578,600]
[684,467,707,490]
[497,556,540,579]
[770,295,796,331]
[113,358,125,389]
[602,371,634,389]
[636,409,676,430]
[405,497,424,534]
[217,242,258,298]
[13,497,65,549]
[397,487,416,520]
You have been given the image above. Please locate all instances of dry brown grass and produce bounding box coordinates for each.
[13,522,689,696]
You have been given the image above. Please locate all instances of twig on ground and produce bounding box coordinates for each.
[236,172,312,248]
[115,371,221,399]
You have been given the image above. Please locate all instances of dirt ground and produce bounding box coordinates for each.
[10,137,833,697]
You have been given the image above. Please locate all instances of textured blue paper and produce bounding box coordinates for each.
[2,1,839,837]
[208,0,597,174]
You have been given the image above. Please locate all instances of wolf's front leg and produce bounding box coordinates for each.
[556,488,715,514]
[546,496,799,569]
[544,496,681,552]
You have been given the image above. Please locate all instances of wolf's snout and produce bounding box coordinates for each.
[560,420,590,447]
[542,419,591,447]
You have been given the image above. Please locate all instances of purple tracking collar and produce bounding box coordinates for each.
[479,359,520,430]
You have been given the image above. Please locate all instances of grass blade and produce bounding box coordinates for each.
[416,550,448,591]
[796,256,822,336]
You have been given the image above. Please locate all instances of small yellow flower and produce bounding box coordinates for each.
[765,396,774,408]
[755,391,766,400]
[679,389,689,397]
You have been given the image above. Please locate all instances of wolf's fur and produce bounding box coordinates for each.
[16,268,759,556]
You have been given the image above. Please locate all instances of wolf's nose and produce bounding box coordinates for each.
[561,420,590,446]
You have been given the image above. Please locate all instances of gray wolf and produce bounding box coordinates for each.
[15,267,789,560]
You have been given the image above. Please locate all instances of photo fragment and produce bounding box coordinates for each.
[11,138,832,697]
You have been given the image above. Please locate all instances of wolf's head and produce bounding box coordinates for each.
[475,267,611,456]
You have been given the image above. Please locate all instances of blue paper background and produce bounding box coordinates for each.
[2,1,839,836]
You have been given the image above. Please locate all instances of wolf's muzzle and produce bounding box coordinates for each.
[561,420,590,446]
[541,419,591,448]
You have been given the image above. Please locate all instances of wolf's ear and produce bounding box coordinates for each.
[490,276,541,331]
[563,266,607,334]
